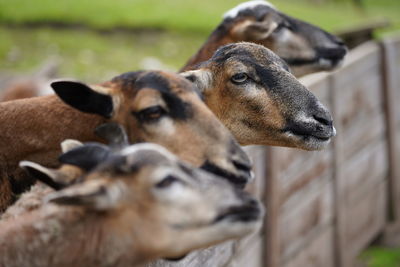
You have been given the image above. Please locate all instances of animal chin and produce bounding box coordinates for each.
[282,56,342,72]
[284,129,332,150]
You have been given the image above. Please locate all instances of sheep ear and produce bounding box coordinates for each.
[231,18,278,41]
[180,70,213,94]
[61,139,84,153]
[51,81,114,118]
[95,122,129,150]
[45,179,124,210]
[19,161,67,190]
[58,143,111,171]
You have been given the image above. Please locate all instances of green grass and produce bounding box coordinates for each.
[0,0,399,34]
[361,247,400,267]
[0,26,207,81]
[1,0,399,81]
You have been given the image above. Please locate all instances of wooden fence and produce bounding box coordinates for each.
[262,35,400,267]
[261,35,400,267]
[146,34,400,267]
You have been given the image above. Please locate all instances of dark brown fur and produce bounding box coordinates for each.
[0,71,251,211]
[181,42,335,149]
[181,1,346,76]
[0,96,104,211]
[0,145,261,267]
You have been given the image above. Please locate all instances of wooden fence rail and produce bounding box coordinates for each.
[262,36,400,267]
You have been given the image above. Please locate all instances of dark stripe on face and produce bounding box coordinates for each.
[253,63,286,92]
[161,91,193,120]
[135,72,173,94]
[133,72,194,121]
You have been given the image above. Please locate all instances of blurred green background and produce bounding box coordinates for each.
[0,0,399,82]
[0,1,400,265]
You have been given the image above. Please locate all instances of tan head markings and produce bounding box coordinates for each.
[182,42,335,150]
[51,71,253,187]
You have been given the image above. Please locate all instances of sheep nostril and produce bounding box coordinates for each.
[313,114,332,127]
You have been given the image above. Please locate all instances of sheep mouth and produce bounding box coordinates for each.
[287,129,332,142]
[282,56,344,70]
[200,161,250,188]
[214,204,261,223]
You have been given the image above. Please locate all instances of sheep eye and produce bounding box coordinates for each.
[135,106,166,122]
[231,73,248,84]
[155,175,180,189]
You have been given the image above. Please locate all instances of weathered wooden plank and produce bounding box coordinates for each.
[279,151,332,205]
[272,147,331,183]
[283,226,335,267]
[227,232,263,267]
[330,42,387,267]
[264,146,282,267]
[336,73,384,130]
[381,37,400,224]
[343,181,387,266]
[332,41,381,88]
[341,109,386,160]
[243,145,267,199]
[280,177,334,260]
[331,62,348,267]
[145,241,235,267]
[340,140,388,204]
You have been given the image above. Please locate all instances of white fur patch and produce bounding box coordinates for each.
[296,112,318,124]
[180,69,213,93]
[155,118,176,136]
[120,143,176,161]
[223,0,275,19]
[36,80,54,96]
[61,139,83,153]
[276,28,291,42]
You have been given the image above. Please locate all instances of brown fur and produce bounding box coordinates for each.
[0,145,262,267]
[181,1,346,76]
[0,70,251,212]
[0,96,104,211]
[182,42,335,150]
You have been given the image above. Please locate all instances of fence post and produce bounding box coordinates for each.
[330,70,347,267]
[263,146,281,267]
[380,37,400,246]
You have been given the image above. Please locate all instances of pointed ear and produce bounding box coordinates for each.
[51,81,114,118]
[19,161,68,190]
[231,18,278,41]
[45,179,124,210]
[58,143,112,172]
[95,122,129,150]
[61,139,84,153]
[180,70,213,94]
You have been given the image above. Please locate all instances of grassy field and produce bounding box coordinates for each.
[1,0,399,81]
[0,0,399,34]
[0,26,206,81]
